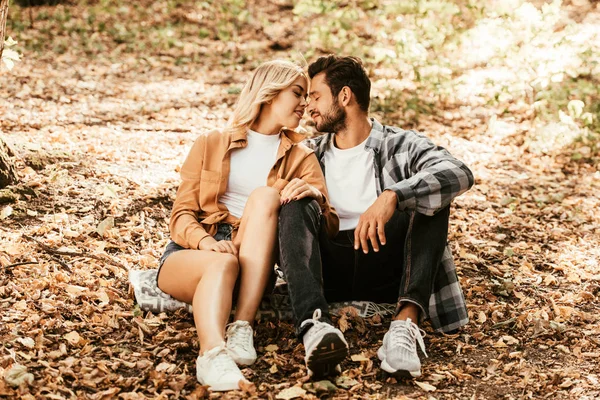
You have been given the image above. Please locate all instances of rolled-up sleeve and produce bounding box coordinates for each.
[385,132,474,216]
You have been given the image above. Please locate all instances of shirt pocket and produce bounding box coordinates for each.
[199,169,221,208]
[201,169,221,183]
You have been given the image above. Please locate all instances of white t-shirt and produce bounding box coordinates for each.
[324,136,378,231]
[220,130,281,218]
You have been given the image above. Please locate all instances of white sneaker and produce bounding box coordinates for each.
[300,309,348,378]
[196,343,248,391]
[377,318,427,378]
[226,320,257,366]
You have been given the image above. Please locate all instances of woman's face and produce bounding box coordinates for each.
[267,76,308,130]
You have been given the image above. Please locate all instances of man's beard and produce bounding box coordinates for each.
[316,102,347,133]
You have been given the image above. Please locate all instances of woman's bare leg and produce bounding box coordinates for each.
[158,250,239,353]
[233,186,281,323]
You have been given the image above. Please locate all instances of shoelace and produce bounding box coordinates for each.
[390,318,428,358]
[226,321,252,351]
[204,344,239,376]
[300,309,329,339]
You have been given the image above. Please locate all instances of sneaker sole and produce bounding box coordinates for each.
[306,332,348,378]
[377,347,421,378]
[198,377,247,392]
[231,356,256,366]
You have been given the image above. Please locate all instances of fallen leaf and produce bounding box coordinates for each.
[96,291,110,305]
[4,364,34,387]
[351,353,369,362]
[276,386,306,400]
[15,337,35,349]
[501,335,519,345]
[64,331,82,345]
[414,381,436,392]
[303,380,337,393]
[155,362,176,373]
[335,375,359,389]
[265,344,279,352]
[338,313,349,333]
[239,380,257,396]
[65,285,87,296]
[96,217,114,237]
[0,205,13,220]
[556,344,570,354]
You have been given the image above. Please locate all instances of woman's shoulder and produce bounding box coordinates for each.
[292,141,315,156]
[195,128,231,145]
[282,128,313,155]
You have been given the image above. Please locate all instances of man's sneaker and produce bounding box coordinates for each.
[226,320,257,366]
[377,318,427,378]
[300,309,349,378]
[196,343,249,391]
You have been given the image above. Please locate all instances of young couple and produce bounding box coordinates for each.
[157,55,474,391]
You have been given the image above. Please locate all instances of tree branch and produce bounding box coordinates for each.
[0,0,9,61]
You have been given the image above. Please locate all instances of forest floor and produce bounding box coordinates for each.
[1,0,599,399]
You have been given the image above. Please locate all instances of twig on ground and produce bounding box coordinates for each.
[491,317,517,329]
[22,234,128,271]
[1,261,39,270]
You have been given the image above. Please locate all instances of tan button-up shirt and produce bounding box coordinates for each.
[170,128,339,249]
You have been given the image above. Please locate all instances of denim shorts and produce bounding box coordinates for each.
[156,224,234,284]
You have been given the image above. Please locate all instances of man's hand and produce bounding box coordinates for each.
[354,190,397,253]
[199,237,238,255]
[280,178,323,205]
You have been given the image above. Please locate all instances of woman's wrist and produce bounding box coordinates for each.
[198,236,217,250]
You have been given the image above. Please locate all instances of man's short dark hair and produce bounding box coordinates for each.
[308,55,371,112]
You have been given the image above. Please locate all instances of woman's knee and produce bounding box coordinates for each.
[212,253,240,278]
[246,186,281,212]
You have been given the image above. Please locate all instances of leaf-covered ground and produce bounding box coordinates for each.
[1,0,599,399]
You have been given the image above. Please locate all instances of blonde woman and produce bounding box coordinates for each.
[157,60,339,391]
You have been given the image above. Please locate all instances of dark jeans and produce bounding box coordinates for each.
[278,198,450,337]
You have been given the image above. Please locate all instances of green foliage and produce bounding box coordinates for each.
[6,0,254,59]
[13,0,67,7]
[4,0,598,148]
[294,0,599,138]
[293,0,483,124]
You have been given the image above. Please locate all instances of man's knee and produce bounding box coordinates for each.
[279,197,320,222]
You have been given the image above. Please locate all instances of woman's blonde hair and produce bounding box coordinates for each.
[227,60,307,135]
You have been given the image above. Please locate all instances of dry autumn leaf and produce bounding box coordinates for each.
[276,386,306,400]
[4,364,34,387]
[414,381,437,392]
[64,331,82,345]
[0,1,599,399]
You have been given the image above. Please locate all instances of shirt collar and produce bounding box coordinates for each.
[230,128,305,144]
[364,117,385,152]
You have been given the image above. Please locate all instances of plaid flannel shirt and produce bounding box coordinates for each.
[305,118,474,333]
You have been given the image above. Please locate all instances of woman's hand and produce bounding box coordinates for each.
[280,178,323,205]
[199,237,238,255]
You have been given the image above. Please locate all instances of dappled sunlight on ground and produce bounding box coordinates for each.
[1,0,599,398]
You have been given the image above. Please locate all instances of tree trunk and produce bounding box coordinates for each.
[1,1,17,188]
[0,0,9,61]
[0,136,17,188]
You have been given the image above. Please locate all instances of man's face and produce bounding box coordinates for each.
[307,73,347,133]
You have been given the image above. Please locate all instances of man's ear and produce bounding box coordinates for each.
[338,86,352,107]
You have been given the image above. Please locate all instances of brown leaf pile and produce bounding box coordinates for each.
[1,0,599,399]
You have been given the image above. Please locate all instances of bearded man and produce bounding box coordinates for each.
[277,55,474,379]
